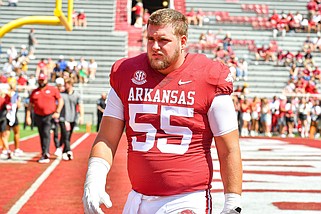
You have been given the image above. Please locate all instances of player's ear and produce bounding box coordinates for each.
[180,35,187,50]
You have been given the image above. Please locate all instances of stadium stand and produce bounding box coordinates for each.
[0,0,127,124]
[185,0,321,98]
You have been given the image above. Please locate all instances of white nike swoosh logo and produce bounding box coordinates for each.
[178,80,192,85]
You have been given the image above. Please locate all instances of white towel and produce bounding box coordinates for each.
[6,103,17,126]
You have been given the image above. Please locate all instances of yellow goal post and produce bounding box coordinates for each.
[0,0,74,38]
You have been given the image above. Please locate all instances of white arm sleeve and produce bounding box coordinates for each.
[207,95,238,136]
[103,88,124,120]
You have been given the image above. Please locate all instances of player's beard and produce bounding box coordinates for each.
[149,47,180,71]
[39,82,47,88]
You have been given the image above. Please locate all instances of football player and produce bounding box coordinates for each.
[83,8,242,214]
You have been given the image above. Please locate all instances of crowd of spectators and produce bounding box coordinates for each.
[0,43,98,95]
[195,30,249,81]
[232,93,321,139]
[269,0,321,38]
[186,8,206,27]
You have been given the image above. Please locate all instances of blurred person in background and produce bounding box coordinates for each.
[96,92,106,132]
[28,28,38,58]
[297,97,311,138]
[285,97,297,137]
[278,95,288,137]
[0,89,9,159]
[250,96,261,136]
[309,99,321,138]
[132,1,143,27]
[59,78,83,160]
[240,97,251,137]
[26,73,63,163]
[8,0,18,6]
[88,58,97,81]
[53,77,65,157]
[260,97,272,137]
[4,82,23,156]
[77,9,87,28]
[270,95,280,134]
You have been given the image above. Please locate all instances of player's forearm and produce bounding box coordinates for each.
[220,150,243,195]
[90,140,115,166]
[89,116,125,166]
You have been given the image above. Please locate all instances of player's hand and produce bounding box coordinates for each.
[26,116,31,126]
[83,157,112,214]
[78,116,84,125]
[52,112,60,119]
[83,183,112,214]
[220,193,241,214]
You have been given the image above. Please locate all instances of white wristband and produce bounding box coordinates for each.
[85,157,110,186]
[223,193,241,210]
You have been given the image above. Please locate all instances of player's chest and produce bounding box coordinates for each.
[126,73,202,107]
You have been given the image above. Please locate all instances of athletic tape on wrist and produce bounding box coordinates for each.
[85,157,111,186]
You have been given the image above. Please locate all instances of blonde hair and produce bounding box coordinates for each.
[148,8,188,37]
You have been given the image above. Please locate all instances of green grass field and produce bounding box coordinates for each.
[8,124,97,141]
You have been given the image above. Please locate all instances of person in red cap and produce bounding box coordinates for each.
[26,73,64,163]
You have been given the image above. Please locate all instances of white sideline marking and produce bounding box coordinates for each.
[7,133,90,214]
[8,133,39,145]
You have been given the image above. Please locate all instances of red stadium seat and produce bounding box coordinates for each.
[252,21,259,29]
[248,4,254,11]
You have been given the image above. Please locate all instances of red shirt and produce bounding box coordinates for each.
[295,52,304,59]
[313,68,321,76]
[142,12,150,25]
[186,10,196,17]
[110,53,233,196]
[306,82,317,94]
[78,13,86,20]
[0,75,7,83]
[133,5,142,16]
[0,96,7,114]
[270,13,280,23]
[17,76,28,86]
[37,61,46,70]
[30,85,61,116]
[307,1,317,11]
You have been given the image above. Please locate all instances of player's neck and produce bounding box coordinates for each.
[158,52,187,75]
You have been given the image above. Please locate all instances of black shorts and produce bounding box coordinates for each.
[299,113,307,121]
[0,119,7,132]
[286,116,295,123]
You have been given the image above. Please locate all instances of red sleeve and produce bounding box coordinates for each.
[53,87,61,99]
[206,61,234,96]
[4,94,11,104]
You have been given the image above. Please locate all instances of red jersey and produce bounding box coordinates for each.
[30,85,61,116]
[17,76,28,86]
[78,13,86,20]
[307,1,317,11]
[37,61,46,70]
[110,53,233,196]
[0,96,7,117]
[0,75,7,83]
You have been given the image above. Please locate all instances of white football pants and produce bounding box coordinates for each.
[122,189,212,214]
